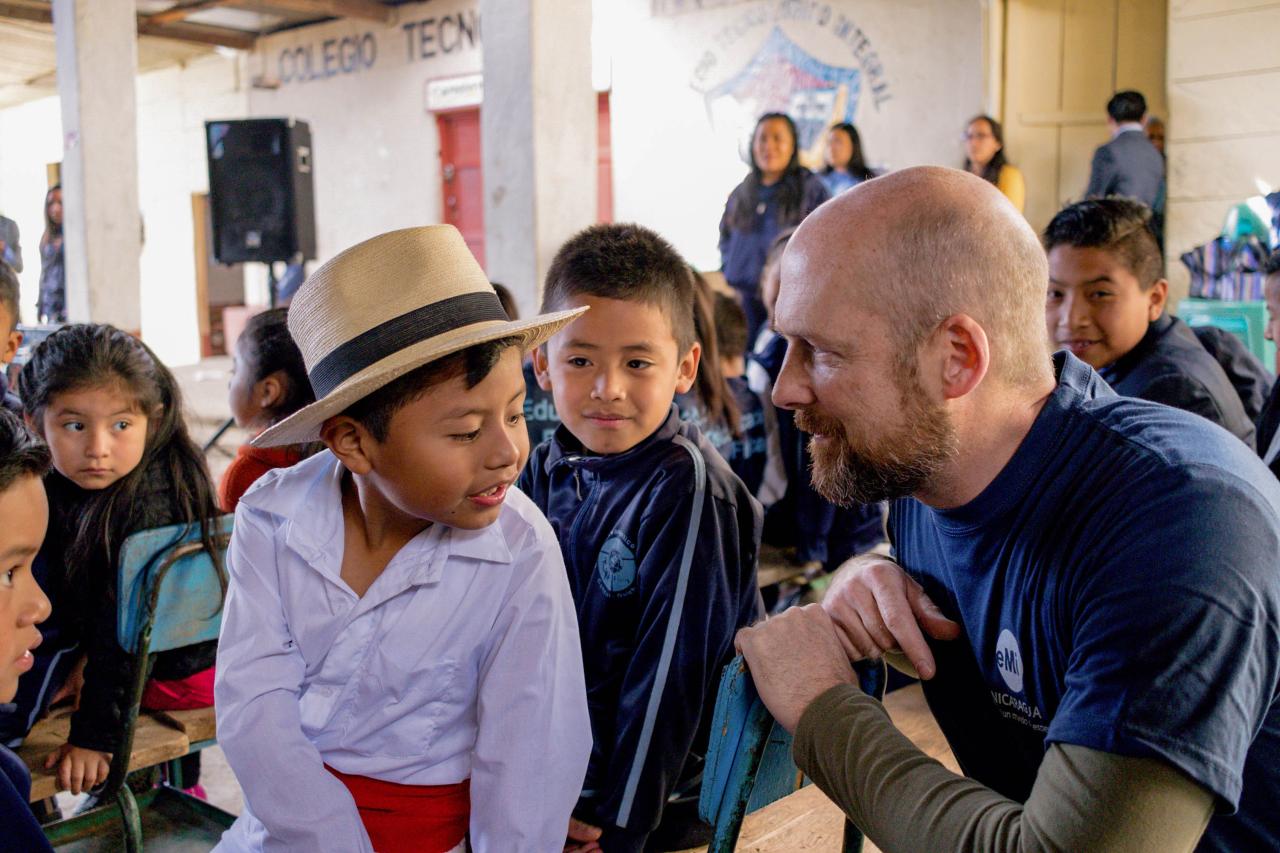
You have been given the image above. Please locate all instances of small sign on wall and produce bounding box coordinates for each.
[426,73,484,112]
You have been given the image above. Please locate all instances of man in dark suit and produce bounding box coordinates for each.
[1084,91,1165,210]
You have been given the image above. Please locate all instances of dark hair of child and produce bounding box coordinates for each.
[821,122,876,182]
[727,112,810,232]
[1042,197,1162,289]
[18,324,221,595]
[541,223,697,354]
[240,308,315,425]
[343,337,520,443]
[1107,90,1147,123]
[0,263,18,322]
[714,291,749,360]
[1264,249,1280,278]
[491,282,519,320]
[41,184,62,250]
[0,409,49,491]
[690,270,740,436]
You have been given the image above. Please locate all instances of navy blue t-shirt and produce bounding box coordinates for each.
[891,353,1280,851]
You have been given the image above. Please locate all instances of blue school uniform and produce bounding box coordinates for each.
[521,358,560,449]
[0,743,53,851]
[674,379,768,497]
[518,407,762,852]
[1099,312,1256,448]
[0,370,19,416]
[892,353,1280,851]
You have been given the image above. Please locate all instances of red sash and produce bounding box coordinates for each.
[324,765,469,853]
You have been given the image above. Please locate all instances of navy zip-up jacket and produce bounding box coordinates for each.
[518,407,762,851]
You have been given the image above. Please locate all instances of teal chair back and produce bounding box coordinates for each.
[699,655,886,852]
[1180,298,1276,368]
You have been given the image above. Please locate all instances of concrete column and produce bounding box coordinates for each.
[481,0,596,313]
[53,0,142,329]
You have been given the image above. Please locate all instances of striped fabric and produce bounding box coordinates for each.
[1181,235,1272,301]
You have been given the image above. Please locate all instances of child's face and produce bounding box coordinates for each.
[0,473,50,704]
[358,347,530,530]
[1046,245,1166,370]
[39,385,150,490]
[0,304,20,366]
[1265,275,1280,375]
[534,296,700,455]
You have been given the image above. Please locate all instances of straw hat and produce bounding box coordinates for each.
[254,225,583,447]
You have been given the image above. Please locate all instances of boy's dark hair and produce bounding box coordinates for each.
[690,271,740,437]
[542,223,696,353]
[491,283,519,320]
[0,261,19,323]
[1107,91,1147,123]
[1264,249,1280,278]
[1042,198,1163,289]
[713,291,749,359]
[241,308,315,426]
[0,409,49,492]
[343,337,519,442]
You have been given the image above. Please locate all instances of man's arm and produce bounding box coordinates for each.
[795,685,1213,853]
[469,528,591,852]
[1085,145,1115,198]
[214,507,373,853]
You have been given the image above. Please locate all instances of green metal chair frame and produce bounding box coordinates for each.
[41,516,236,851]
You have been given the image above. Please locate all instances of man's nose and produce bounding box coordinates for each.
[771,345,814,411]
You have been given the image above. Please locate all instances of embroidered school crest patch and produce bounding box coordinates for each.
[596,531,638,597]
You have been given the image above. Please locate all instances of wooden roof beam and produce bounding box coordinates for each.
[136,18,257,49]
[144,0,236,27]
[225,0,394,25]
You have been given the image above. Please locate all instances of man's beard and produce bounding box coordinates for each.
[794,372,957,506]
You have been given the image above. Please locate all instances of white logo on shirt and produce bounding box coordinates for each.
[995,628,1024,694]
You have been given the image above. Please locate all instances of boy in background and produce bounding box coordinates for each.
[521,223,762,851]
[1044,197,1254,446]
[712,290,769,497]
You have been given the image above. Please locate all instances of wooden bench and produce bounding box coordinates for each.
[679,683,956,853]
[16,707,207,803]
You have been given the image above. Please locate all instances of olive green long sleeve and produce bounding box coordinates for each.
[793,685,1214,852]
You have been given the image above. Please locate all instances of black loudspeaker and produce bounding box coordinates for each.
[205,118,316,265]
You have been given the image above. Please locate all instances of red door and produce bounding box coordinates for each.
[437,108,485,268]
[435,94,613,267]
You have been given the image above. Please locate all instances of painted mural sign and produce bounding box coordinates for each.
[691,1,891,166]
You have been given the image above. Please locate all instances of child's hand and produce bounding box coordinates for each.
[564,817,603,852]
[44,743,112,795]
[49,656,87,710]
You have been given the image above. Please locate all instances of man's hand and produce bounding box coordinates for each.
[564,817,602,852]
[45,743,112,795]
[736,604,858,733]
[823,555,961,680]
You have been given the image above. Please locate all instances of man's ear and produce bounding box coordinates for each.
[1147,279,1169,322]
[531,346,553,391]
[321,415,375,476]
[926,314,989,401]
[674,341,702,395]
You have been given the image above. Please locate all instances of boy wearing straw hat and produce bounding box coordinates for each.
[213,226,592,853]
[520,224,762,851]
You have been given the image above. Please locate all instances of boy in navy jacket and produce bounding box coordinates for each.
[0,410,54,853]
[520,224,762,852]
[1044,197,1255,447]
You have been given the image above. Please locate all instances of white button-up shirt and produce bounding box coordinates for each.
[213,452,591,852]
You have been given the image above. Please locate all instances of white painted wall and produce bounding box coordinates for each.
[0,52,245,366]
[605,0,986,270]
[1165,0,1280,302]
[245,0,483,263]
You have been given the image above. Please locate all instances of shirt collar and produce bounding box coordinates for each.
[1113,122,1145,138]
[542,405,682,474]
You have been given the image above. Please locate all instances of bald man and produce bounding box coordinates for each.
[736,167,1280,851]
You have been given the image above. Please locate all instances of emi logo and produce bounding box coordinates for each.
[995,628,1024,694]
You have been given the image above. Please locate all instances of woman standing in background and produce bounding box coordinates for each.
[38,185,65,324]
[719,112,829,343]
[819,122,876,197]
[963,115,1026,213]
